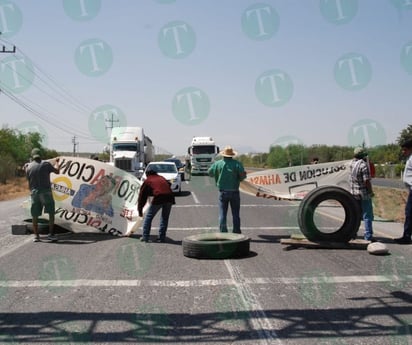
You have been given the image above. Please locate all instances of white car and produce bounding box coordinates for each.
[141,161,182,194]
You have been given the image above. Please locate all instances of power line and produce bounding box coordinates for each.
[0,36,102,147]
[0,36,92,114]
[0,32,15,53]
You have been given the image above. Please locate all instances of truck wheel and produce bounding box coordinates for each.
[298,186,361,243]
[182,233,250,259]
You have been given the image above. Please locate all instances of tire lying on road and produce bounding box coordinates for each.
[297,186,361,243]
[182,233,250,259]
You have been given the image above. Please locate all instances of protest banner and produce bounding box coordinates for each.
[48,156,144,236]
[241,160,351,200]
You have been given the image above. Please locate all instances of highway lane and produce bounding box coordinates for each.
[373,177,406,189]
[0,176,411,345]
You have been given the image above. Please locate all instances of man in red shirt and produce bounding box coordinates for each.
[137,167,175,242]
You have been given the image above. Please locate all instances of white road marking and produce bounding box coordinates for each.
[0,235,33,259]
[175,204,298,208]
[166,226,299,231]
[190,191,200,204]
[1,275,410,287]
[224,260,282,344]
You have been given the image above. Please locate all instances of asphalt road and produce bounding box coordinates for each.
[0,176,411,345]
[373,177,406,189]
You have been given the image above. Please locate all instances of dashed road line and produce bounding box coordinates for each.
[190,191,200,204]
[224,260,282,344]
[1,275,410,288]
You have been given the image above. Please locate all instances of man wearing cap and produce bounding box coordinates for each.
[137,166,175,242]
[394,139,412,244]
[349,147,374,241]
[26,148,60,242]
[208,146,247,234]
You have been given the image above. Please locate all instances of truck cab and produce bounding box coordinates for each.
[187,136,219,175]
[110,127,154,178]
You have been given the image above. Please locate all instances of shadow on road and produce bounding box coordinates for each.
[0,291,410,343]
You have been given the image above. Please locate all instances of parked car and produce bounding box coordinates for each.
[141,161,182,194]
[164,157,186,181]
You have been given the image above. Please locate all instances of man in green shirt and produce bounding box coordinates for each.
[208,146,246,233]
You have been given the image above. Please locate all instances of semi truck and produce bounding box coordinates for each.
[109,127,154,178]
[187,136,219,175]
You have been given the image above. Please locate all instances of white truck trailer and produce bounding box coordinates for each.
[109,127,154,178]
[187,136,219,175]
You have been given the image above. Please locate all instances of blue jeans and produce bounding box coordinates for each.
[142,202,173,239]
[403,189,412,239]
[361,198,374,240]
[218,190,241,233]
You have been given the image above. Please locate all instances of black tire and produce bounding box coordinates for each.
[298,186,361,243]
[182,233,250,259]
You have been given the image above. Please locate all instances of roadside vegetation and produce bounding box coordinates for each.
[1,124,411,222]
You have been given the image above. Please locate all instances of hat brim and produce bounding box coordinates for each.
[220,151,237,157]
[32,155,40,159]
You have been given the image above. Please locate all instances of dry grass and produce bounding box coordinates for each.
[0,177,408,222]
[372,186,407,223]
[0,177,29,201]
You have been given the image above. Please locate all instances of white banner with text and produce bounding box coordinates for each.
[240,160,351,200]
[48,157,143,236]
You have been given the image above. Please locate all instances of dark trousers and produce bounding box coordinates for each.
[403,189,412,239]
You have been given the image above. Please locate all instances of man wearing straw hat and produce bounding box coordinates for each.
[208,146,247,233]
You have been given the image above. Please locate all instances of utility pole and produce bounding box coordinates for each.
[0,32,16,54]
[105,113,119,130]
[72,136,79,156]
[0,32,16,95]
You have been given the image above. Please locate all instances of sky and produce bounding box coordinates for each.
[0,0,411,156]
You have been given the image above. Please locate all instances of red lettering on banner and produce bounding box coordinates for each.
[250,174,281,185]
[90,168,106,185]
[120,208,134,221]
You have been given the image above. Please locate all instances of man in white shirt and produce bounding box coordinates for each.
[395,139,412,244]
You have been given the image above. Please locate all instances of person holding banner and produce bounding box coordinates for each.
[208,146,247,234]
[137,166,175,242]
[26,148,60,242]
[349,147,374,242]
[394,139,412,244]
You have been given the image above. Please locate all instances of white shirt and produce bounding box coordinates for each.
[403,154,412,189]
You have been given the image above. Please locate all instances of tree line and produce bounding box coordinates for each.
[1,124,412,183]
[0,127,58,183]
[236,125,412,178]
